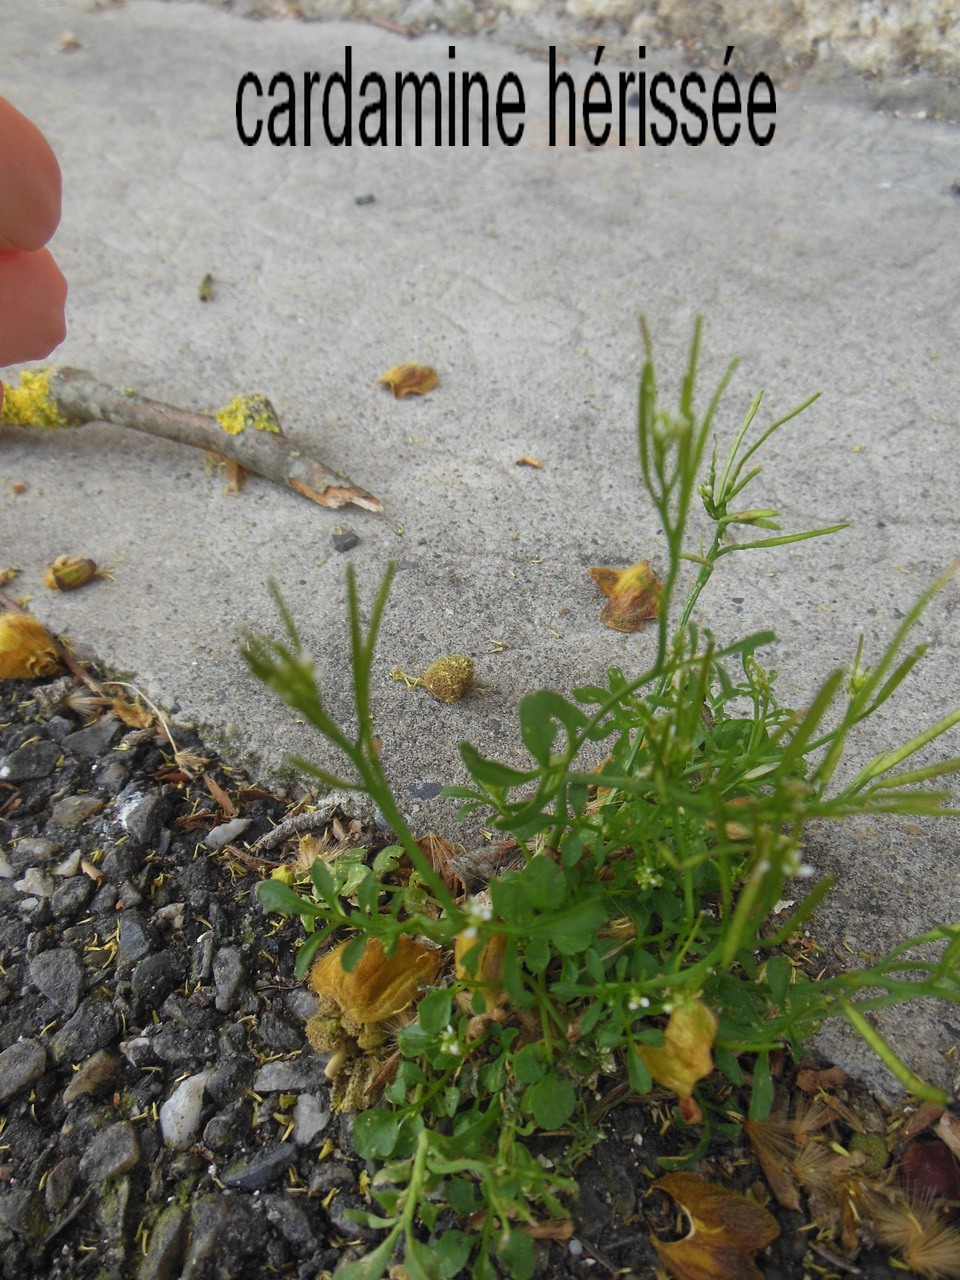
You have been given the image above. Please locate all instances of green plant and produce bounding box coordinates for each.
[244,319,960,1280]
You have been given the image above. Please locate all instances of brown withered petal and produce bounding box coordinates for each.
[310,936,445,1025]
[44,556,100,591]
[455,929,508,1012]
[515,455,542,468]
[589,560,662,633]
[636,997,717,1105]
[376,363,438,399]
[743,1116,803,1212]
[652,1173,779,1280]
[0,612,60,678]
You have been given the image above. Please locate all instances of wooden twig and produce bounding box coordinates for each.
[2,366,383,513]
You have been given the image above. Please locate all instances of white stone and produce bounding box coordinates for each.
[293,1093,330,1146]
[159,1070,213,1149]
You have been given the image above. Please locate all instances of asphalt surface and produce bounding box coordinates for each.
[2,0,959,1098]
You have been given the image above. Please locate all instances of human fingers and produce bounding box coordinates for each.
[0,247,67,366]
[0,96,62,251]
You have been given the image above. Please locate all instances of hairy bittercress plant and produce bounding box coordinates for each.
[245,319,960,1280]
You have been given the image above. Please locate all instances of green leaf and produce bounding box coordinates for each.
[256,879,323,917]
[418,989,453,1036]
[523,1073,576,1129]
[332,1230,398,1280]
[764,954,792,1006]
[519,855,567,911]
[524,935,551,974]
[459,742,535,788]
[512,1043,547,1085]
[309,856,337,902]
[404,1235,442,1280]
[627,1045,652,1094]
[341,934,367,973]
[542,898,609,955]
[433,1229,474,1278]
[499,1227,536,1280]
[293,928,330,979]
[352,1108,401,1159]
[748,1049,774,1120]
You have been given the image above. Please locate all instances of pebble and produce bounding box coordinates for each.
[29,947,85,1014]
[117,913,153,965]
[159,1069,213,1149]
[14,867,54,899]
[138,1203,187,1280]
[253,1060,323,1094]
[50,995,120,1065]
[115,786,169,849]
[204,818,251,850]
[293,1093,330,1145]
[0,739,61,781]
[94,758,129,794]
[62,714,122,758]
[10,837,60,871]
[51,849,82,876]
[0,1039,46,1104]
[50,875,96,918]
[332,529,360,552]
[131,953,184,1008]
[62,1049,120,1103]
[0,1188,46,1240]
[221,1143,296,1191]
[51,794,106,829]
[0,852,13,878]
[44,1156,79,1214]
[78,1120,140,1182]
[212,946,243,1013]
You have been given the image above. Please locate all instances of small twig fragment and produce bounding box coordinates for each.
[1,367,383,513]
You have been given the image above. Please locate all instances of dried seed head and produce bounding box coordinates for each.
[44,555,99,591]
[422,655,475,704]
[0,613,60,678]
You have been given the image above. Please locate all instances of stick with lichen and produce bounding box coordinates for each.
[0,367,382,513]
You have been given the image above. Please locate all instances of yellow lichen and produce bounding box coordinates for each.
[214,393,282,436]
[0,369,71,429]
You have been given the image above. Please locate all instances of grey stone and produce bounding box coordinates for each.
[292,1093,330,1145]
[78,1121,140,1183]
[29,947,84,1014]
[257,1009,303,1051]
[253,1060,325,1094]
[62,714,122,758]
[117,913,153,965]
[221,1143,296,1191]
[0,739,60,781]
[115,786,170,850]
[332,529,359,552]
[212,946,243,1013]
[50,875,95,918]
[181,1195,229,1277]
[51,794,106,829]
[258,1194,317,1249]
[9,838,60,871]
[138,1203,187,1280]
[50,996,119,1065]
[0,1040,46,1104]
[62,1049,120,1104]
[131,952,183,1008]
[94,758,129,794]
[43,1156,79,1214]
[0,1189,47,1240]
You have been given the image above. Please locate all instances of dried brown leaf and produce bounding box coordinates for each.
[377,363,438,399]
[44,556,101,591]
[589,560,662,632]
[743,1116,803,1212]
[652,1172,779,1280]
[203,772,238,818]
[795,1065,847,1094]
[515,455,542,468]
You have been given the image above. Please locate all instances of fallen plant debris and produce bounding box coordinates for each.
[376,362,438,399]
[43,556,107,592]
[0,367,382,512]
[589,558,662,632]
[390,654,476,703]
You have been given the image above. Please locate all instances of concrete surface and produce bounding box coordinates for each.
[2,0,959,1098]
